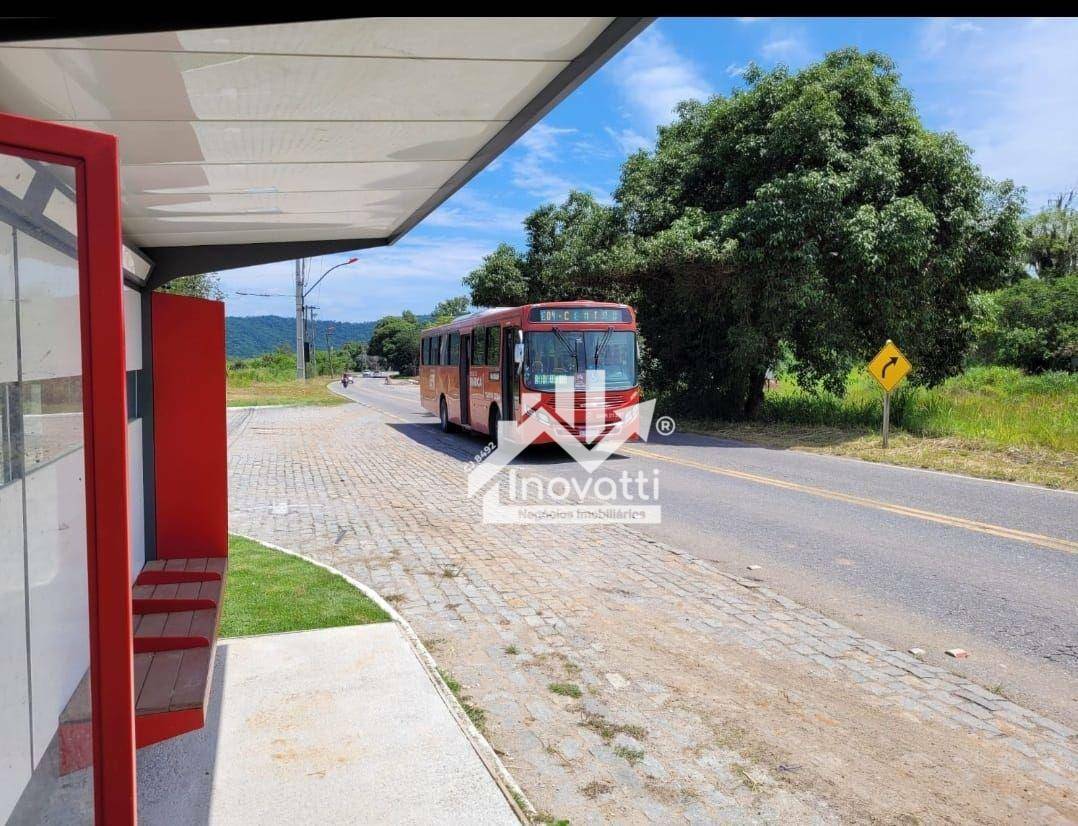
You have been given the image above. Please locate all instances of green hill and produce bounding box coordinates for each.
[226,315,379,358]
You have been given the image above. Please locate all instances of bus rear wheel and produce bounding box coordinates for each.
[439,397,452,433]
[488,405,500,448]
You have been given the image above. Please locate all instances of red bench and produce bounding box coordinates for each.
[60,557,227,773]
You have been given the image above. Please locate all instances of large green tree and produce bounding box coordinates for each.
[368,311,421,374]
[587,49,1023,417]
[464,50,1024,418]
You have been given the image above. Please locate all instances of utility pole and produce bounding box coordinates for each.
[296,256,357,380]
[308,306,318,376]
[295,258,306,380]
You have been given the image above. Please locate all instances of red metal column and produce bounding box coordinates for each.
[0,112,137,825]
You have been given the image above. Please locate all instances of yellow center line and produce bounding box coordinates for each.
[621,445,1078,554]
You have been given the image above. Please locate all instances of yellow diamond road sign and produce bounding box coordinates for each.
[867,340,911,393]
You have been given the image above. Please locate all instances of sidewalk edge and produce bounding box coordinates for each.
[230,531,535,824]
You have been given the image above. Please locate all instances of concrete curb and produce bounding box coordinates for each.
[230,532,535,824]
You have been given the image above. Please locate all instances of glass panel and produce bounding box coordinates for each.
[448,332,459,365]
[0,210,33,823]
[472,327,486,365]
[524,331,638,391]
[487,326,500,367]
[0,157,93,823]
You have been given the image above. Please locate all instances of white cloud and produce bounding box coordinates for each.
[508,122,606,201]
[517,123,576,158]
[606,25,710,131]
[423,189,526,234]
[919,18,985,56]
[725,62,749,78]
[760,35,810,63]
[604,126,650,156]
[912,18,1078,207]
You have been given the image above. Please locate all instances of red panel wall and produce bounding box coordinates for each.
[151,292,227,558]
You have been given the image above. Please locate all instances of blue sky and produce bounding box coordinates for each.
[220,17,1078,323]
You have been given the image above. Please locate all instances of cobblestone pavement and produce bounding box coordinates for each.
[228,404,1077,824]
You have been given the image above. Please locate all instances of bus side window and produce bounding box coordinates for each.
[486,326,500,367]
[473,326,486,365]
[449,332,460,365]
[421,337,428,366]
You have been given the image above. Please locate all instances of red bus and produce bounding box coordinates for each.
[419,301,641,444]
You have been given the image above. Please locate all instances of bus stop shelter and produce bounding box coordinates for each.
[0,17,648,824]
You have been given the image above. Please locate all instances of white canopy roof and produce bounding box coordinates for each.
[0,18,648,284]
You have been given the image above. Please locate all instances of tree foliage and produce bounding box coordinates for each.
[970,273,1077,372]
[1024,191,1078,280]
[467,49,1025,418]
[158,272,224,300]
[430,296,471,326]
[464,192,626,307]
[368,311,421,375]
[339,340,370,372]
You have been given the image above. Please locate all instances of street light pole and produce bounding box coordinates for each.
[294,256,357,382]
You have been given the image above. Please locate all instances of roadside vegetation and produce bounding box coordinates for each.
[685,367,1077,489]
[226,348,350,407]
[220,534,388,637]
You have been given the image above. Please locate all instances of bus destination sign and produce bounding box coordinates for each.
[529,307,630,323]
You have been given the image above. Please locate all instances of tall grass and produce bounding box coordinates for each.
[226,350,349,406]
[227,349,349,387]
[760,366,1077,452]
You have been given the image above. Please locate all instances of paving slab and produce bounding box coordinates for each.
[137,623,518,825]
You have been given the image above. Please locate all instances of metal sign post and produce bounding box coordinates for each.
[882,390,891,449]
[867,340,911,449]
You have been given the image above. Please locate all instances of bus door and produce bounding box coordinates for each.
[459,333,471,426]
[502,326,519,422]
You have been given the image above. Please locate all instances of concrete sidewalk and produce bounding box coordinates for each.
[137,623,519,825]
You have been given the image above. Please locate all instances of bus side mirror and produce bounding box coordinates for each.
[513,342,524,372]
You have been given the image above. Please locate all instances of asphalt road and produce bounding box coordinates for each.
[337,377,1078,725]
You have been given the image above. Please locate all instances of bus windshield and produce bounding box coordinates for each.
[523,330,637,391]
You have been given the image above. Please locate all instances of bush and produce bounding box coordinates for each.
[970,274,1077,372]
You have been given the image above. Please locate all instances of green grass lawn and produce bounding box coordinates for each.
[226,351,350,407]
[226,375,347,407]
[220,534,388,637]
[685,366,1078,489]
